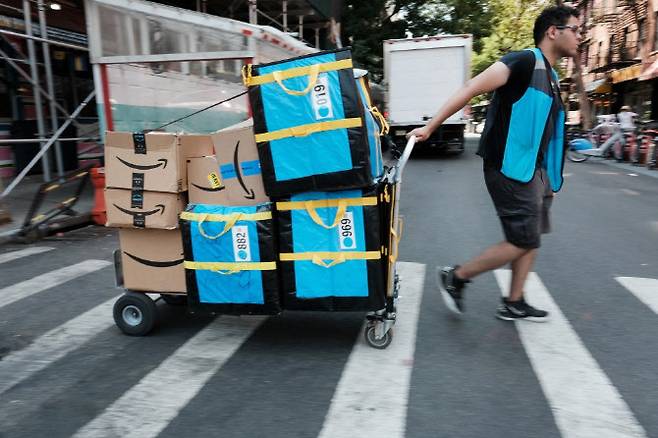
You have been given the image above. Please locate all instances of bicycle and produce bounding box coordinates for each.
[567,121,625,163]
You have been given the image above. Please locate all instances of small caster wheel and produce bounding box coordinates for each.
[364,325,393,349]
[113,292,157,336]
[161,294,187,306]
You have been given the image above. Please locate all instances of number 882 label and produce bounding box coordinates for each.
[231,225,252,262]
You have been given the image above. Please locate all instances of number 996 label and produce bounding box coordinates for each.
[338,211,357,250]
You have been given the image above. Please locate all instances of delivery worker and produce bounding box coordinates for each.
[408,5,581,321]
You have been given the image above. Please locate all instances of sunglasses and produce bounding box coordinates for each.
[555,24,581,35]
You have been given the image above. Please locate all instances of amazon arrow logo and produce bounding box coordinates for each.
[191,183,225,192]
[124,251,184,268]
[233,140,256,200]
[113,204,166,217]
[117,157,168,171]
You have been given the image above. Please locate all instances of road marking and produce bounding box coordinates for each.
[494,270,647,438]
[591,171,619,175]
[0,260,111,309]
[620,188,640,196]
[628,173,639,177]
[615,277,658,315]
[317,262,425,438]
[0,297,117,394]
[72,315,265,438]
[0,246,54,265]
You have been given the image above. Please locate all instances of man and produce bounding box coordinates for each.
[408,6,581,321]
[617,105,638,131]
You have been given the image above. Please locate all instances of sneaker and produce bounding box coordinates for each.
[496,298,549,322]
[437,266,468,314]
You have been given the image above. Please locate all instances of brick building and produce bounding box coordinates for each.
[566,0,658,121]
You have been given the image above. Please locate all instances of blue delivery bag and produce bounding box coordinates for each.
[180,203,280,314]
[244,48,372,197]
[354,69,387,180]
[276,187,387,311]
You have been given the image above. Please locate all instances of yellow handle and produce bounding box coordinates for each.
[305,199,347,229]
[273,64,320,96]
[213,269,239,275]
[389,217,404,263]
[197,213,242,240]
[370,106,390,136]
[312,254,346,268]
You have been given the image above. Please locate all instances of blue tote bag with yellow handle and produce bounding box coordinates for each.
[180,203,280,315]
[244,49,372,197]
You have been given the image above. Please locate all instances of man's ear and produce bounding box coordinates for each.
[546,25,558,41]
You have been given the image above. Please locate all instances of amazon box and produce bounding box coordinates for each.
[105,131,185,193]
[205,120,268,205]
[105,188,186,229]
[119,228,186,293]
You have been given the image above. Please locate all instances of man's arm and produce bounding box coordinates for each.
[407,61,512,141]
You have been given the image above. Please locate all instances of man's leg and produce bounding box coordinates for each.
[509,248,538,301]
[455,241,528,281]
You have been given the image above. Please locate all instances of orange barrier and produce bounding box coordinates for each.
[90,167,106,225]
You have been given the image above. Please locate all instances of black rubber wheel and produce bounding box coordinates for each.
[364,325,393,349]
[161,294,187,306]
[113,292,157,336]
[567,149,588,162]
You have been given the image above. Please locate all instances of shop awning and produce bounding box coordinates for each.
[639,59,658,81]
[585,78,611,93]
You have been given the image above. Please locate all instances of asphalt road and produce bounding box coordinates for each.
[1,137,657,438]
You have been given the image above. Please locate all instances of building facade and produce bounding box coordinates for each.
[566,0,658,122]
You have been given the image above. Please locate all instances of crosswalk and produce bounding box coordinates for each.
[0,245,657,438]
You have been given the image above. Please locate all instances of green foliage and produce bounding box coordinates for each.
[471,0,551,76]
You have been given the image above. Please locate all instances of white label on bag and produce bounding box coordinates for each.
[232,225,252,262]
[311,74,334,120]
[338,211,357,250]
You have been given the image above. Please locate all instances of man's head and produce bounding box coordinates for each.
[533,6,581,58]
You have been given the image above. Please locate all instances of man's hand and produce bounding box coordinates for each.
[407,126,432,142]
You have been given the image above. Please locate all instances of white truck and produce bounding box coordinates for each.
[383,34,472,154]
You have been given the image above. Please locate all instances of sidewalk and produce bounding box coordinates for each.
[598,159,658,180]
[0,173,95,243]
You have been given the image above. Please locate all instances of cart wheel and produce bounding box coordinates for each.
[364,325,393,349]
[161,294,187,306]
[113,292,157,336]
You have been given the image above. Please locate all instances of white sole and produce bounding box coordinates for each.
[437,268,463,315]
[496,314,550,323]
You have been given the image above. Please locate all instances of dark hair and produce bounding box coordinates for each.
[533,5,580,46]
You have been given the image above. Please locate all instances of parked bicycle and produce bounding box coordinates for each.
[567,121,625,163]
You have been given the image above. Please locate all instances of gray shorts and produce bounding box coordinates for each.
[484,167,553,249]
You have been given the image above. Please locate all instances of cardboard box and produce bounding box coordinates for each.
[198,119,268,205]
[105,188,186,229]
[187,156,229,205]
[119,228,186,293]
[179,134,215,159]
[105,131,185,193]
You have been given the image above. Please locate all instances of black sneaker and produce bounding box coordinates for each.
[437,266,469,314]
[496,298,549,322]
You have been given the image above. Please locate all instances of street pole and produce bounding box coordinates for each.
[282,1,287,32]
[23,0,50,181]
[37,0,64,178]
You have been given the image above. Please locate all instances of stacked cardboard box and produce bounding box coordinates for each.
[105,131,212,293]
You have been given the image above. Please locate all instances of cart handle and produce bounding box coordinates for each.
[395,135,416,183]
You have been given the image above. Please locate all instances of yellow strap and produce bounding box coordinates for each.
[305,199,347,229]
[357,77,373,106]
[276,196,377,211]
[195,213,241,240]
[280,251,381,262]
[180,211,272,222]
[184,261,277,273]
[243,59,353,87]
[273,64,320,96]
[255,118,362,143]
[370,106,390,136]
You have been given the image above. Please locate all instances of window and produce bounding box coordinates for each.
[608,35,615,64]
[654,13,658,51]
[638,18,646,51]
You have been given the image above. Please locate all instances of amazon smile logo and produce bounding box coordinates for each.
[233,141,256,200]
[116,157,168,170]
[191,183,225,192]
[113,204,166,217]
[124,252,184,268]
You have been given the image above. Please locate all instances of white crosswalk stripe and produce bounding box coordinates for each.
[494,270,648,438]
[0,296,118,395]
[0,259,111,309]
[615,277,658,315]
[0,247,54,265]
[317,262,425,438]
[72,315,265,438]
